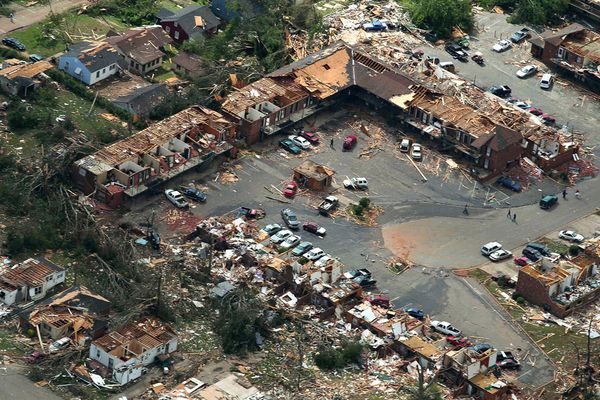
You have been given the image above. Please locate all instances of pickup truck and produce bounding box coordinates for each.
[318,196,339,215]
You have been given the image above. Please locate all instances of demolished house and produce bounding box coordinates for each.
[516,242,600,318]
[73,106,236,206]
[292,160,334,190]
[0,257,65,306]
[89,316,178,385]
[0,60,53,97]
[20,285,111,344]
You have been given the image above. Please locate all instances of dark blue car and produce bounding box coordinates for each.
[496,176,522,192]
[404,307,425,320]
[182,187,207,202]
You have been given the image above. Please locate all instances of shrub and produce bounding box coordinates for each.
[569,245,580,256]
[353,204,364,217]
[516,296,525,305]
[314,341,363,370]
[358,197,371,209]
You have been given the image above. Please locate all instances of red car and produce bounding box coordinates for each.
[303,221,327,236]
[541,114,556,124]
[528,107,543,116]
[514,256,531,267]
[447,335,469,348]
[343,135,357,151]
[368,294,390,308]
[283,181,298,198]
[301,131,319,144]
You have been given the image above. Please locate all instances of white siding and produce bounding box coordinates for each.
[0,288,18,305]
[88,64,118,85]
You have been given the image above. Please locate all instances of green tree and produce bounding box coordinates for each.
[408,0,474,38]
[359,197,371,209]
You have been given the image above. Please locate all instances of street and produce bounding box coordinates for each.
[0,364,63,400]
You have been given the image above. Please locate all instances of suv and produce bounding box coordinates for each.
[2,37,26,51]
[281,208,300,230]
[522,247,542,262]
[444,43,468,61]
[540,73,553,90]
[400,138,411,153]
[539,194,558,209]
[526,242,550,256]
[489,85,512,97]
[481,242,502,256]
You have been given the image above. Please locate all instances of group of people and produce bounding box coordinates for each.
[563,188,581,200]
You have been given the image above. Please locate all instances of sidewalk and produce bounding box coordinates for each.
[0,0,89,35]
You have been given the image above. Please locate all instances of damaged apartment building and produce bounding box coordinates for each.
[73,106,236,206]
[219,41,577,179]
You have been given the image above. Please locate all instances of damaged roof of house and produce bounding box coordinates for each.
[0,60,53,80]
[65,41,123,72]
[106,26,173,65]
[1,257,63,288]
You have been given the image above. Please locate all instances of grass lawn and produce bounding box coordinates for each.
[158,0,200,11]
[0,330,24,355]
[152,65,176,81]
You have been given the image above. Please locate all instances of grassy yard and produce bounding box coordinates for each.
[151,65,176,81]
[158,0,200,11]
[0,330,24,355]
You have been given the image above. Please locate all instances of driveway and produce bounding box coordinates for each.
[427,11,600,153]
[0,364,63,400]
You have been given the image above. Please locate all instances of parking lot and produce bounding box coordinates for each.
[428,11,600,153]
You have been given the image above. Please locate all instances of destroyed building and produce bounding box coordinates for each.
[156,5,221,43]
[292,160,334,190]
[58,41,123,86]
[516,241,600,318]
[0,257,65,306]
[0,60,53,97]
[530,23,600,94]
[73,106,236,206]
[89,316,178,385]
[20,285,111,343]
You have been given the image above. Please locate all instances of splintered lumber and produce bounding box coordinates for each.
[406,154,428,182]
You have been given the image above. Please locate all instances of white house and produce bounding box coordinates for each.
[0,257,65,306]
[89,316,178,385]
[58,41,122,86]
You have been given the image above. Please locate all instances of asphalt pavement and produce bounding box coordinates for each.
[0,364,63,400]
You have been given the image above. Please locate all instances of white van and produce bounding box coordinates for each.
[539,73,553,89]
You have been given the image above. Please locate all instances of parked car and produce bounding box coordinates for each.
[510,27,530,43]
[489,85,511,97]
[288,135,311,150]
[181,187,207,202]
[410,143,422,160]
[514,101,531,110]
[541,114,556,125]
[281,234,301,249]
[468,343,492,353]
[492,39,512,52]
[526,242,550,256]
[343,177,368,190]
[363,20,387,32]
[24,351,45,363]
[261,223,282,236]
[368,294,390,308]
[29,54,44,62]
[303,221,327,236]
[489,249,512,261]
[444,43,468,61]
[400,138,411,153]
[516,64,537,78]
[165,189,189,208]
[239,207,265,219]
[305,247,325,261]
[279,138,301,154]
[292,241,313,256]
[481,242,502,256]
[447,335,469,348]
[529,107,544,116]
[271,229,293,244]
[559,230,584,243]
[496,176,522,192]
[318,196,338,216]
[343,135,358,151]
[301,131,319,144]
[404,307,425,320]
[283,181,298,198]
[315,254,334,267]
[430,320,461,336]
[48,337,71,353]
[2,37,26,51]
[539,194,558,209]
[281,208,300,230]
[540,73,553,89]
[497,358,521,370]
[514,256,531,267]
[522,247,543,262]
[352,274,377,287]
[344,268,372,279]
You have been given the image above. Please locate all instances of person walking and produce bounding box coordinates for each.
[507,209,511,218]
[513,213,517,223]
[463,204,469,215]
[9,12,14,23]
[562,188,567,199]
[330,138,334,149]
[575,189,581,199]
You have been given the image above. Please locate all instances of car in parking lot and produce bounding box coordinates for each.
[489,85,511,97]
[343,177,368,190]
[497,358,521,370]
[541,114,556,125]
[468,343,492,353]
[430,320,461,336]
[343,135,358,151]
[181,187,207,202]
[496,176,522,192]
[481,242,502,256]
[400,138,411,153]
[279,138,301,154]
[514,101,531,110]
[514,256,531,267]
[444,43,468,61]
[292,241,313,256]
[447,335,469,348]
[303,221,327,236]
[300,131,319,144]
[281,234,301,249]
[492,39,512,52]
[522,247,543,262]
[404,307,424,320]
[165,189,189,208]
[410,143,422,160]
[528,107,543,116]
[271,229,293,244]
[526,242,550,256]
[540,73,554,89]
[288,135,311,150]
[315,254,334,267]
[261,223,282,236]
[283,181,298,198]
[344,268,373,280]
[2,37,26,51]
[539,194,558,209]
[489,249,512,261]
[305,247,325,261]
[281,208,300,230]
[510,27,530,43]
[559,230,584,243]
[516,64,537,78]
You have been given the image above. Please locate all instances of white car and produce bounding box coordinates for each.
[343,177,368,190]
[430,320,461,336]
[305,247,325,261]
[165,189,189,208]
[288,135,311,150]
[489,249,512,261]
[492,40,512,52]
[281,234,301,249]
[481,242,502,256]
[271,229,293,244]
[410,143,422,160]
[314,254,334,267]
[400,138,411,153]
[516,64,537,78]
[559,230,584,243]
